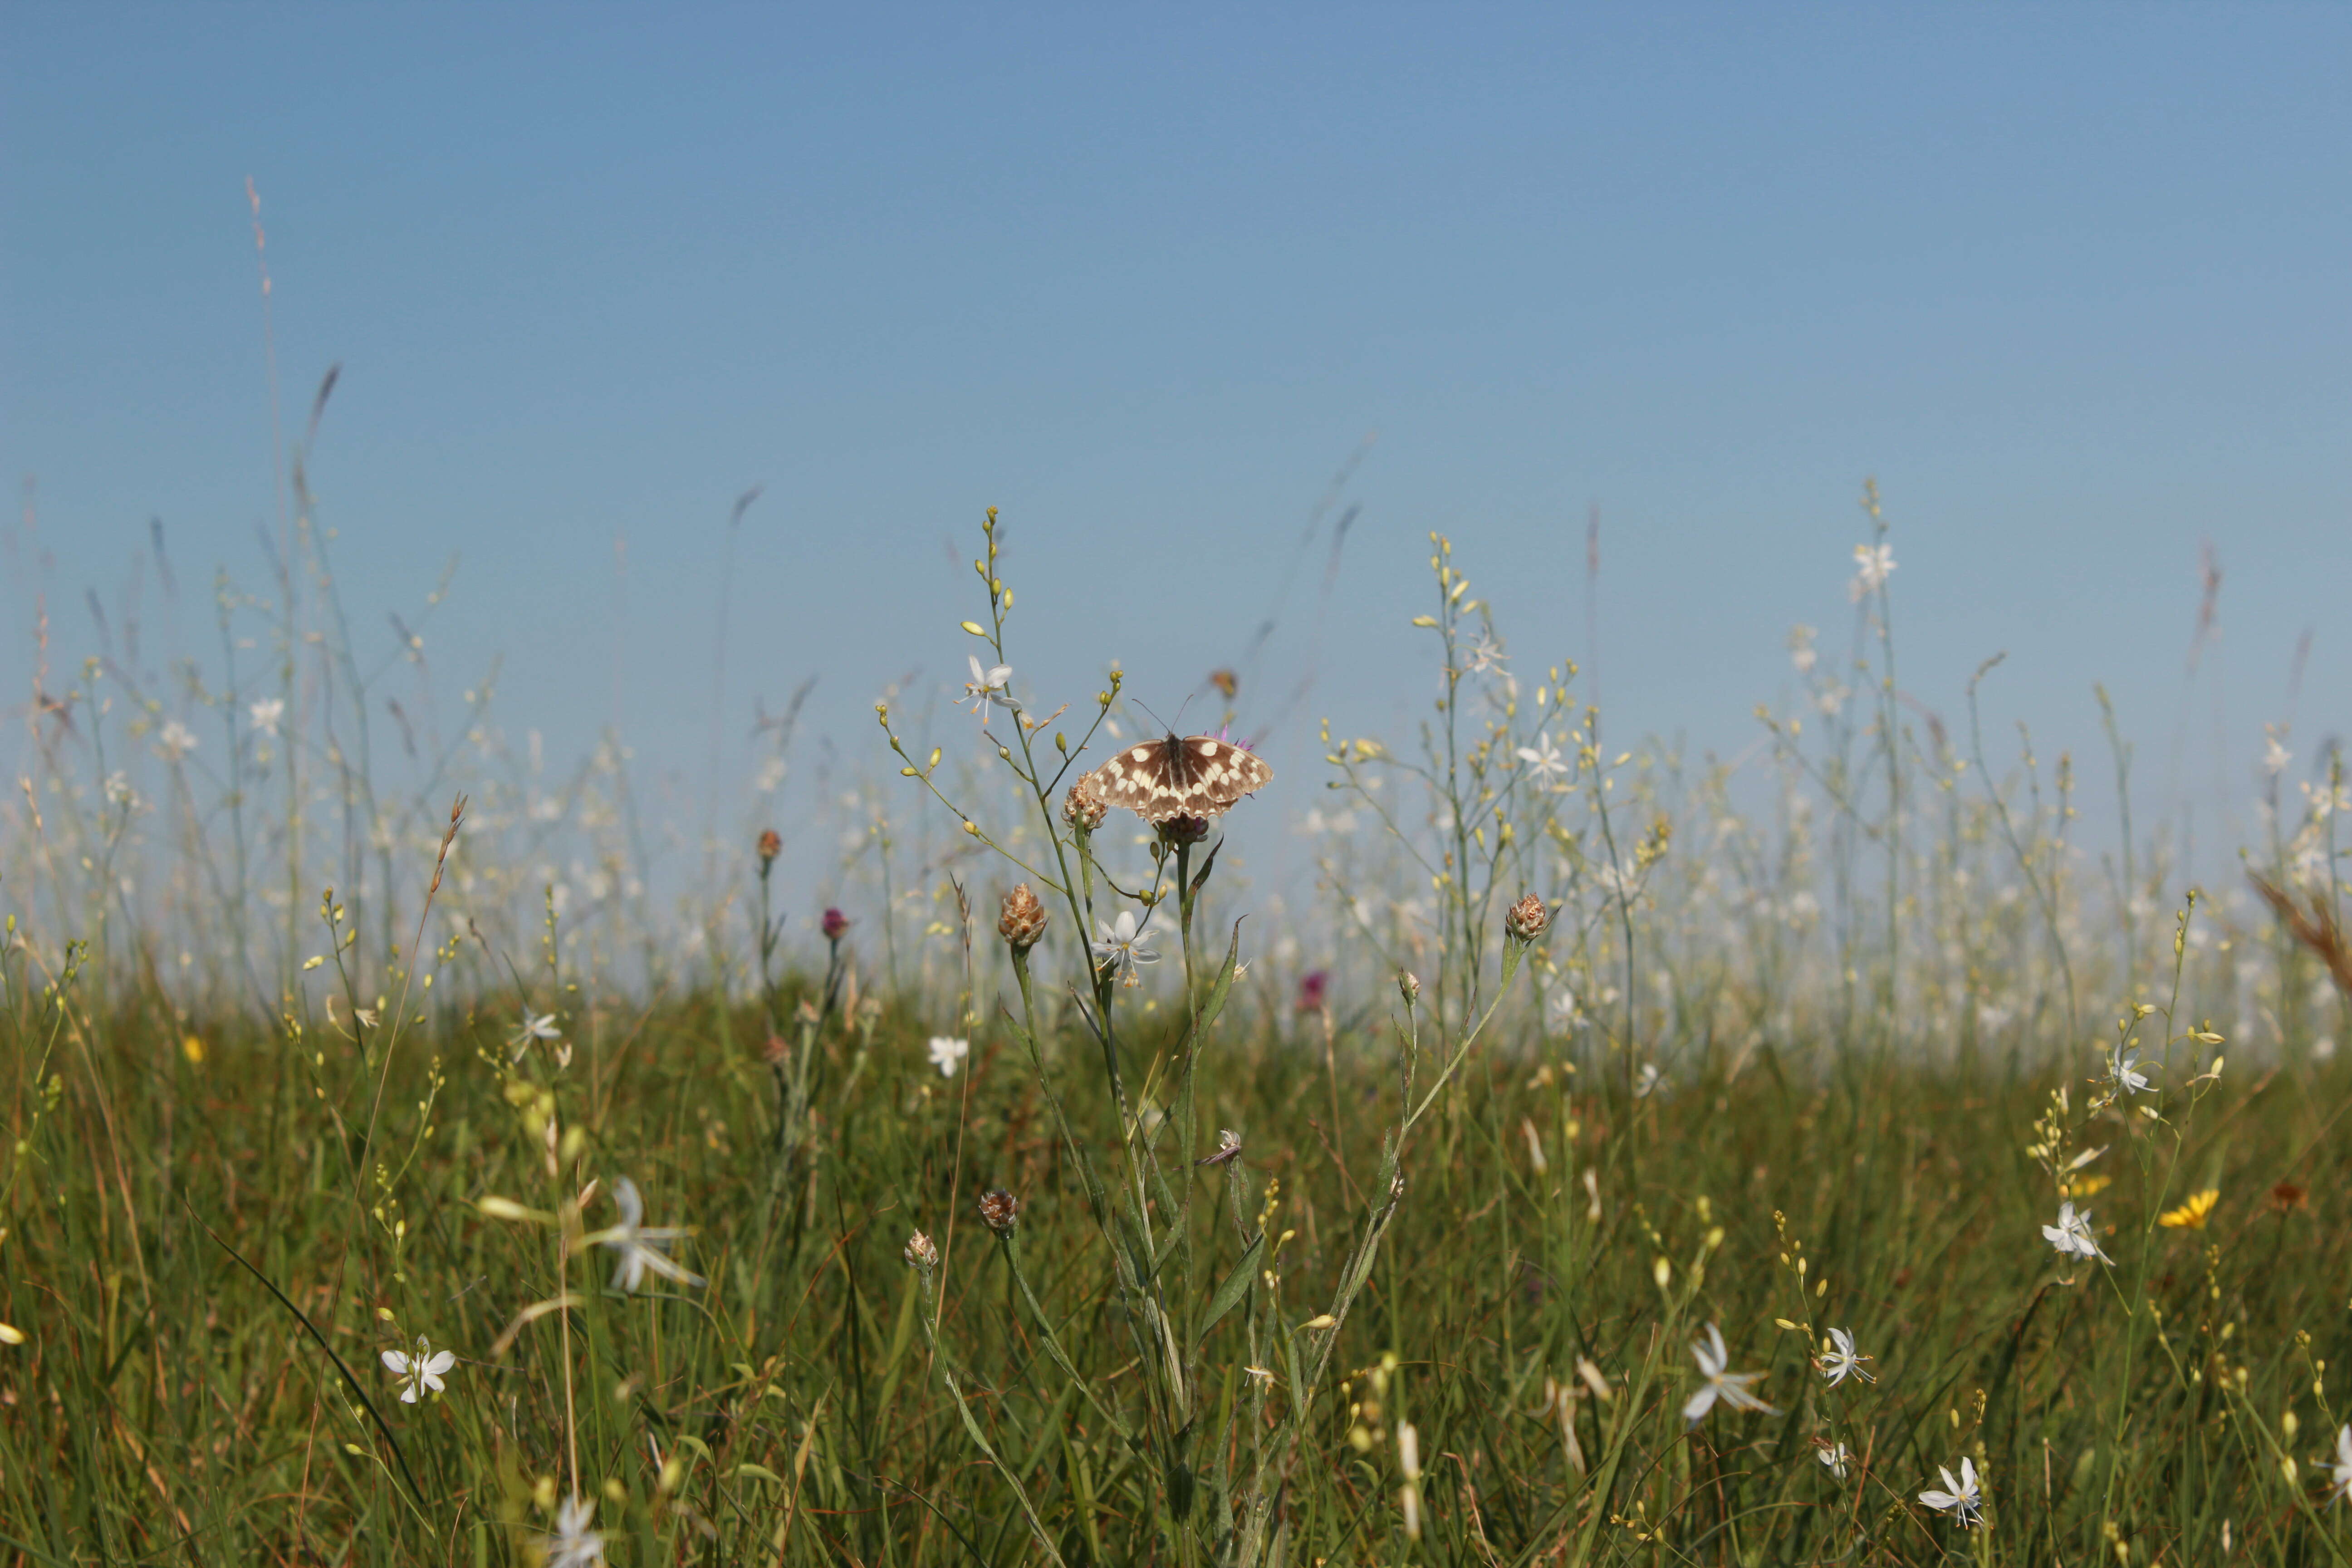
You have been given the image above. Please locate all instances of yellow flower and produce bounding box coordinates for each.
[2064,1173,2112,1199]
[2158,1188,2220,1230]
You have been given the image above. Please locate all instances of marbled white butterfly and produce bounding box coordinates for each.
[1082,733,1273,825]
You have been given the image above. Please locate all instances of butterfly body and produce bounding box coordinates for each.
[1082,734,1272,824]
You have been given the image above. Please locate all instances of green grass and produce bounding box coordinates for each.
[4,503,2351,1565]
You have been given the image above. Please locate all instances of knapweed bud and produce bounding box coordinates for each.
[756,828,782,867]
[1160,814,1211,847]
[1504,893,1551,942]
[903,1230,938,1273]
[822,907,852,942]
[998,883,1048,951]
[977,1189,1020,1236]
[1063,780,1107,832]
[1397,970,1421,1006]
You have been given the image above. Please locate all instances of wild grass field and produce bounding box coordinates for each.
[3,496,2350,1567]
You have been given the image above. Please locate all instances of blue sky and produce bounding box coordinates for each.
[5,4,2347,881]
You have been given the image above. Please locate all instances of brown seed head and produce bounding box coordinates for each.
[998,883,1048,951]
[1063,779,1107,832]
[978,1189,1021,1236]
[903,1230,938,1272]
[1505,893,1551,942]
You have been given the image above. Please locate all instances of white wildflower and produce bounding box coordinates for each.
[963,655,1014,717]
[2263,726,2292,778]
[1464,634,1509,675]
[1918,1455,1984,1527]
[1544,986,1584,1037]
[1681,1323,1777,1423]
[2103,1041,2154,1100]
[595,1176,705,1293]
[1091,909,1158,987]
[1816,1439,1853,1479]
[1848,543,1896,603]
[1634,1063,1664,1099]
[1789,624,1818,675]
[542,1494,606,1568]
[1515,731,1570,789]
[2328,1423,2352,1505]
[379,1335,456,1404]
[510,1010,562,1061]
[2042,1200,2112,1266]
[927,1035,969,1077]
[249,697,286,736]
[1818,1327,1874,1387]
[155,720,198,762]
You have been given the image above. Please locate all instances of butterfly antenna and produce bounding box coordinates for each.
[1132,696,1177,739]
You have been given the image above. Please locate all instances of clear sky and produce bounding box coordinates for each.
[5,5,2348,884]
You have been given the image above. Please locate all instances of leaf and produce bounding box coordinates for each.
[735,1463,786,1485]
[1195,1230,1266,1348]
[1193,919,1245,1038]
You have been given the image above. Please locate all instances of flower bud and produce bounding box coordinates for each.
[977,1189,1020,1237]
[1160,814,1211,847]
[1398,970,1421,1005]
[822,907,851,942]
[998,883,1048,951]
[903,1230,938,1273]
[1504,893,1551,942]
[756,828,781,867]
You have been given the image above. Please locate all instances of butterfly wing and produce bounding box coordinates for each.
[1084,735,1272,823]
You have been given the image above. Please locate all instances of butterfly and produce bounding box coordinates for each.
[1082,733,1273,824]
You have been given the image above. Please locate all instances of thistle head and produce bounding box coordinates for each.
[997,884,1048,952]
[977,1189,1021,1237]
[902,1230,938,1274]
[1505,893,1551,942]
[1159,814,1212,847]
[822,906,852,942]
[1063,780,1107,833]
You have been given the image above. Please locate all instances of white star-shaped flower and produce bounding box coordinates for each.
[1544,986,1583,1037]
[509,1009,562,1062]
[249,697,286,736]
[1515,730,1570,789]
[963,656,1014,717]
[380,1335,456,1404]
[1918,1455,1984,1527]
[1634,1063,1664,1099]
[2103,1042,2154,1099]
[1815,1439,1853,1479]
[1849,543,1896,603]
[1091,909,1158,987]
[1681,1323,1777,1423]
[594,1176,706,1293]
[1464,634,1509,675]
[155,719,199,762]
[927,1035,969,1077]
[2328,1423,2352,1505]
[2042,1201,2112,1266]
[542,1494,607,1568]
[1818,1326,1874,1386]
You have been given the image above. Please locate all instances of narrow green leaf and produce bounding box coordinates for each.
[1195,1230,1265,1348]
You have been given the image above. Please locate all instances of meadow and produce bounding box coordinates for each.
[3,494,2349,1567]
